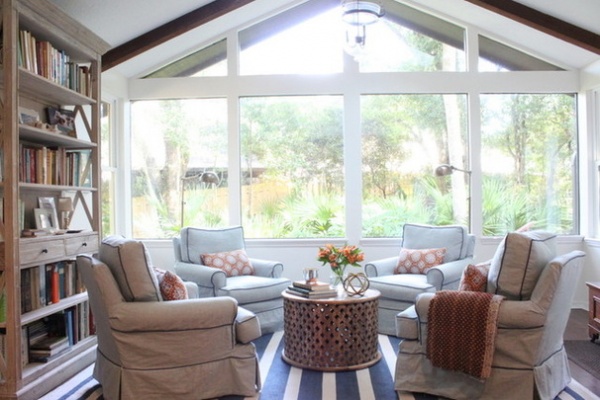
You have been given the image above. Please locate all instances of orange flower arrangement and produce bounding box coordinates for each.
[317,244,365,283]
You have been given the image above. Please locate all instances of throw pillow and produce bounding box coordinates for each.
[159,271,188,301]
[459,262,491,292]
[487,231,556,300]
[201,249,255,277]
[395,247,447,274]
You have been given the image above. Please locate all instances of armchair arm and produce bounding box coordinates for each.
[415,292,546,330]
[109,296,237,332]
[365,257,398,277]
[107,297,246,369]
[251,258,284,278]
[426,257,473,290]
[174,260,227,295]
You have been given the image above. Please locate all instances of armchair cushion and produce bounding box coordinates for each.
[395,247,446,274]
[487,231,556,300]
[179,226,245,263]
[202,248,255,277]
[401,223,471,262]
[99,235,161,302]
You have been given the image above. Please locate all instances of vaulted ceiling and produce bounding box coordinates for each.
[49,0,600,77]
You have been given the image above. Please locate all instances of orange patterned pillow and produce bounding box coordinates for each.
[201,249,255,277]
[395,247,447,274]
[459,262,491,292]
[153,268,188,300]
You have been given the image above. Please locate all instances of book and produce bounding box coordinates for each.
[29,335,68,351]
[286,287,337,299]
[292,280,332,291]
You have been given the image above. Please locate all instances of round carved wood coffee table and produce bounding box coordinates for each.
[282,289,381,371]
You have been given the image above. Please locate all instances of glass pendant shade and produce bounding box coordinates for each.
[341,1,383,61]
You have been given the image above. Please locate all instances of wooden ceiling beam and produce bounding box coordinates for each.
[465,0,600,55]
[102,0,256,71]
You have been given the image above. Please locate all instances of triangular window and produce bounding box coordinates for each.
[144,39,227,78]
[478,35,563,71]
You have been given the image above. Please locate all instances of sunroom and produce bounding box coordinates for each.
[92,0,600,310]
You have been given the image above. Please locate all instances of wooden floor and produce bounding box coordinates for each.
[566,308,600,396]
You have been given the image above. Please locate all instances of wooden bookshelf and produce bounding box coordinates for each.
[0,1,110,398]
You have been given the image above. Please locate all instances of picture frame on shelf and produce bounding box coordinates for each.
[33,208,56,231]
[18,107,40,126]
[38,197,59,231]
[46,106,77,137]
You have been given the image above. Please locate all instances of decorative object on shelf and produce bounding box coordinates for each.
[343,272,370,296]
[317,243,365,291]
[38,196,59,232]
[18,107,40,126]
[33,208,55,231]
[341,0,384,61]
[46,106,77,137]
[57,196,74,230]
[303,267,319,284]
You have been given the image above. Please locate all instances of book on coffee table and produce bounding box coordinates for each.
[286,286,337,298]
[292,280,332,291]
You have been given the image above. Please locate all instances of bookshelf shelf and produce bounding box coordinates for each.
[21,292,88,326]
[0,1,110,398]
[19,125,97,149]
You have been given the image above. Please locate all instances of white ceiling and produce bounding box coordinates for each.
[48,0,600,77]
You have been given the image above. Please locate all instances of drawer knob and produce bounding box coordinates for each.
[41,249,48,254]
[82,242,87,247]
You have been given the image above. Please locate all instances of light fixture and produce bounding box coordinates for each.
[434,164,472,177]
[341,0,384,61]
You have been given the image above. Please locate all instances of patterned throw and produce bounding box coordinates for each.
[426,290,504,379]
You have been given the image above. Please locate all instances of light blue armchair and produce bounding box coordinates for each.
[173,226,291,333]
[365,223,475,335]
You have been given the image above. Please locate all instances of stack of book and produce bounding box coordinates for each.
[29,335,69,363]
[286,280,337,299]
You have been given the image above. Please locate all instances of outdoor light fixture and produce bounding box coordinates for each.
[434,164,472,176]
[341,0,384,61]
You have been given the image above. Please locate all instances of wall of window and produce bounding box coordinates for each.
[125,0,580,240]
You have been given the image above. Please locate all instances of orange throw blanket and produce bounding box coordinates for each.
[426,290,504,379]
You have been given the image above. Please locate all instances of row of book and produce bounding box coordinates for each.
[18,29,92,97]
[286,280,338,298]
[21,260,85,314]
[19,145,91,187]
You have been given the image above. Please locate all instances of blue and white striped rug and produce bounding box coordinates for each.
[40,332,599,400]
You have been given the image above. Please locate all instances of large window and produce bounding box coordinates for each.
[361,94,469,236]
[480,94,577,235]
[126,1,580,240]
[240,96,344,238]
[101,101,116,236]
[131,99,228,238]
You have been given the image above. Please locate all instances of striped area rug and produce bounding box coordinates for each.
[40,332,599,400]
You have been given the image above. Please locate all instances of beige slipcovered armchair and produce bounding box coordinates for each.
[395,230,585,400]
[77,236,261,400]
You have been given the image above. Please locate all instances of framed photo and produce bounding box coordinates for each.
[46,106,76,137]
[19,107,39,126]
[34,208,56,231]
[38,197,59,231]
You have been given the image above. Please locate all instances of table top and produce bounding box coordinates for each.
[282,288,380,304]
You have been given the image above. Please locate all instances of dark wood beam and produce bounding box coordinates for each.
[465,0,600,55]
[102,0,256,71]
